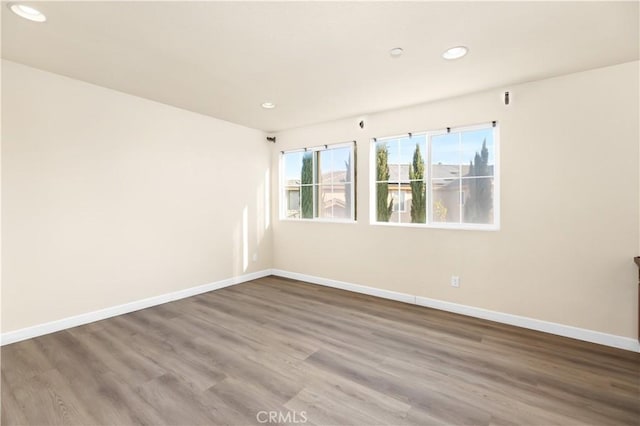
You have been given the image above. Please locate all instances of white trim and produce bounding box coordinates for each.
[278,152,285,220]
[371,221,499,231]
[272,269,416,305]
[375,131,426,142]
[280,218,357,225]
[271,269,640,353]
[374,121,495,143]
[281,140,355,154]
[6,268,637,353]
[0,269,273,346]
[369,137,376,224]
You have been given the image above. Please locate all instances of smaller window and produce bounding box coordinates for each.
[392,191,407,212]
[281,142,356,222]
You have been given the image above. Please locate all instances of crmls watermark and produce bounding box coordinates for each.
[256,410,308,424]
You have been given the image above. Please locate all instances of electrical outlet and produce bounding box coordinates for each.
[252,253,258,262]
[450,276,460,288]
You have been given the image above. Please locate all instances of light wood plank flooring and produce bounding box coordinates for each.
[2,275,639,425]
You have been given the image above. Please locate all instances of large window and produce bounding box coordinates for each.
[372,123,498,229]
[281,142,355,221]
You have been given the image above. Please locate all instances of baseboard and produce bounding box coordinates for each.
[272,269,416,305]
[271,269,640,353]
[0,269,273,346]
[5,268,638,353]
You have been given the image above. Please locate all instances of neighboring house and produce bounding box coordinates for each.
[387,163,475,223]
[286,163,492,223]
[430,163,472,224]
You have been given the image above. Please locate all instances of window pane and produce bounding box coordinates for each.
[390,135,424,184]
[375,182,393,222]
[319,150,332,185]
[285,186,300,218]
[404,135,427,182]
[394,137,409,184]
[300,185,314,218]
[392,187,406,212]
[375,140,392,182]
[283,152,303,184]
[336,195,352,220]
[388,184,402,223]
[406,180,426,224]
[432,178,460,223]
[462,177,494,224]
[342,177,353,221]
[318,184,350,219]
[387,138,402,185]
[403,135,427,224]
[431,133,461,177]
[332,179,351,220]
[318,185,332,218]
[301,151,314,185]
[332,147,352,183]
[462,128,494,177]
[319,147,352,184]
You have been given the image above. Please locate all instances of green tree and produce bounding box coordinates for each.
[376,144,393,222]
[409,144,426,223]
[464,139,492,223]
[301,152,314,218]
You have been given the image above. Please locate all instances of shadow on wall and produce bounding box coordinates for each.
[232,168,271,276]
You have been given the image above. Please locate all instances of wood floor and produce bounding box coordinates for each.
[2,276,639,425]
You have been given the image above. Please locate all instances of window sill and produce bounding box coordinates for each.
[370,221,500,231]
[279,218,357,225]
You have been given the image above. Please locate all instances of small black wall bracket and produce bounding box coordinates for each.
[266,136,276,143]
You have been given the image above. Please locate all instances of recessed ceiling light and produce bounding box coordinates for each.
[389,47,404,58]
[8,3,46,22]
[442,46,468,60]
[261,102,276,109]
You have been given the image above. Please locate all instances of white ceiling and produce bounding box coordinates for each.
[2,1,638,132]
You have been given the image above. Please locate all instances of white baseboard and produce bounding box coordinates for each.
[5,268,638,353]
[271,269,640,353]
[271,269,416,305]
[0,269,273,346]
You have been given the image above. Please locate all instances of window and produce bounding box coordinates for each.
[372,123,498,229]
[281,142,355,221]
[392,191,406,212]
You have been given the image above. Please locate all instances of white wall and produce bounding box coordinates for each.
[1,60,272,333]
[3,59,638,345]
[272,61,640,340]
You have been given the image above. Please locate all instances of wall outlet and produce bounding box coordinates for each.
[450,276,460,288]
[252,253,258,262]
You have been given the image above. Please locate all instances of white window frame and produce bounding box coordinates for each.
[369,122,500,231]
[280,141,356,223]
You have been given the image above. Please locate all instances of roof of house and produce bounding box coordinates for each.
[388,163,477,180]
[285,164,492,186]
